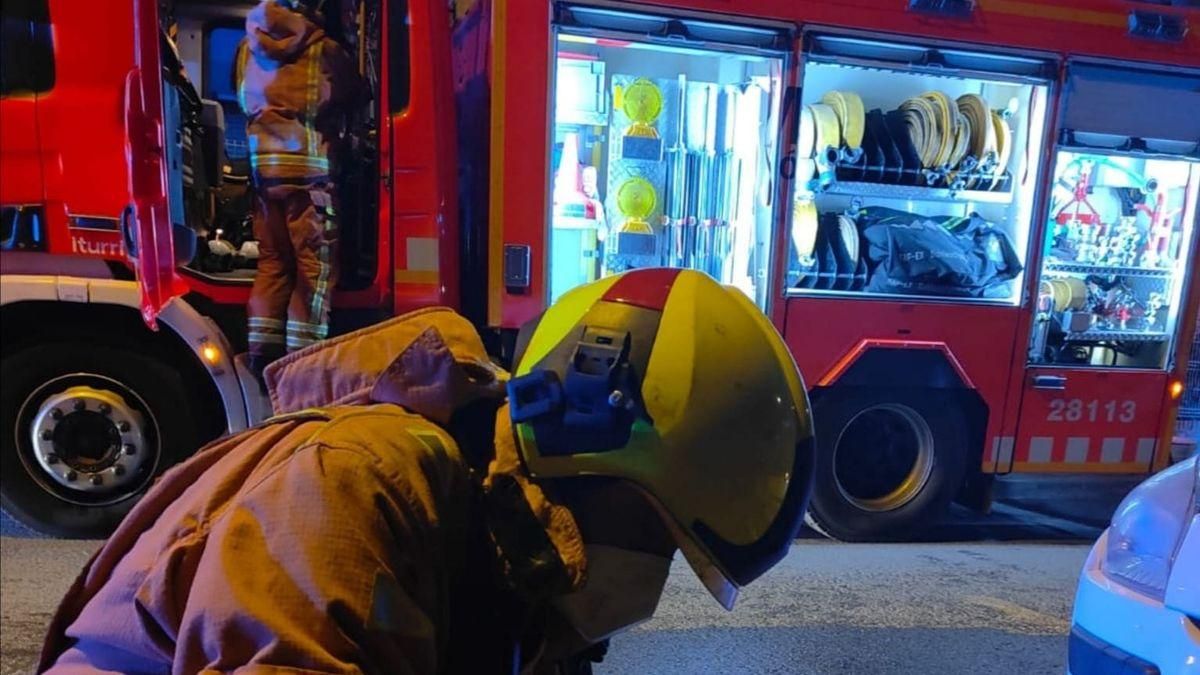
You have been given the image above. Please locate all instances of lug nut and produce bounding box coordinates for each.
[123,443,137,455]
[50,408,63,420]
[45,454,59,465]
[98,403,112,415]
[65,470,77,482]
[73,400,86,412]
[113,465,125,476]
[117,421,131,432]
[90,474,103,486]
[40,429,54,441]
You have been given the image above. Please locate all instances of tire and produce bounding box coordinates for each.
[1,342,201,538]
[807,387,968,542]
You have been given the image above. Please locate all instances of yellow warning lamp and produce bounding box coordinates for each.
[622,78,663,139]
[617,177,657,234]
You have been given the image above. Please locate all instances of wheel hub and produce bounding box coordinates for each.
[30,385,149,494]
[833,403,935,513]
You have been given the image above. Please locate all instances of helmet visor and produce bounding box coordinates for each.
[643,489,739,610]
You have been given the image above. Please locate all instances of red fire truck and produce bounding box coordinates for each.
[1,0,1197,539]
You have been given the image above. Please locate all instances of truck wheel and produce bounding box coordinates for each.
[808,387,967,542]
[1,342,201,538]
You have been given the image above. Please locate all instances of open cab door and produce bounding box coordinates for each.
[123,0,188,327]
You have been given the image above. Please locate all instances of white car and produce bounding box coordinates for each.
[1071,456,1200,674]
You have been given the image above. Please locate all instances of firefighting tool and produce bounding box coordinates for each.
[1145,292,1166,328]
[660,80,739,280]
[821,90,865,157]
[664,75,689,228]
[506,269,815,610]
[1055,159,1104,231]
[1135,192,1182,268]
[1054,156,1157,240]
[616,177,657,235]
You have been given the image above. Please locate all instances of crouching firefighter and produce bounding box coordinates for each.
[38,269,816,674]
[238,0,360,374]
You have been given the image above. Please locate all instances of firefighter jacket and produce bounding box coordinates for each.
[237,1,358,183]
[38,308,589,674]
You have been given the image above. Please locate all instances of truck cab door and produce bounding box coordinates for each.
[0,0,51,226]
[388,0,461,315]
[124,0,186,326]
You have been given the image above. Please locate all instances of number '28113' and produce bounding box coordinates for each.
[1046,399,1135,423]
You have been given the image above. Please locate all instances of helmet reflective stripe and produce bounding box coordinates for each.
[510,269,815,609]
[514,275,621,378]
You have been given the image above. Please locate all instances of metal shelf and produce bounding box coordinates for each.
[818,180,1014,204]
[1045,262,1173,279]
[1064,330,1170,343]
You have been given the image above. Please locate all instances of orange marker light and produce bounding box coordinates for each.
[1170,380,1184,400]
[201,344,221,366]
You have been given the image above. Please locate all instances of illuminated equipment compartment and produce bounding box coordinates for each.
[1027,66,1200,371]
[548,7,788,306]
[788,34,1053,304]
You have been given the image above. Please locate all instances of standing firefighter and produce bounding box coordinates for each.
[38,270,816,674]
[238,0,358,374]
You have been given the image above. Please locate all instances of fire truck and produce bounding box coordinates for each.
[1,0,1197,539]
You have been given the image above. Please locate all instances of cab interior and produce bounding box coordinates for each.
[160,0,381,291]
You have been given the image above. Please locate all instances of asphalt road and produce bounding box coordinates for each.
[1,494,1102,675]
[2,473,1131,674]
[600,541,1087,674]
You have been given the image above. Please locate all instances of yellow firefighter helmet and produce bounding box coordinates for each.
[507,268,815,608]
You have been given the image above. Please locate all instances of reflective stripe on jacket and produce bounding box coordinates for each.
[236,1,358,182]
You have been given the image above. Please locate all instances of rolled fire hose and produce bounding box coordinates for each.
[797,105,817,185]
[900,91,956,169]
[792,198,818,264]
[837,213,859,264]
[808,102,842,178]
[991,110,1012,190]
[957,94,997,188]
[899,95,938,169]
[948,111,971,171]
[798,105,816,159]
[821,90,865,150]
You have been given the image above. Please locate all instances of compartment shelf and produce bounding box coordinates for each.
[1064,329,1170,343]
[1044,262,1173,279]
[817,180,1014,204]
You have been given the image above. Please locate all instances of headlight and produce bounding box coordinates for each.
[1103,457,1199,600]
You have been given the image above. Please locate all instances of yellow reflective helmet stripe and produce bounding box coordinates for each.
[514,274,622,377]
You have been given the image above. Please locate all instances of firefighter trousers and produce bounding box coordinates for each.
[247,182,339,364]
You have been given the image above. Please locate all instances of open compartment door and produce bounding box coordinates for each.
[488,3,791,328]
[124,0,186,327]
[1013,61,1200,473]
